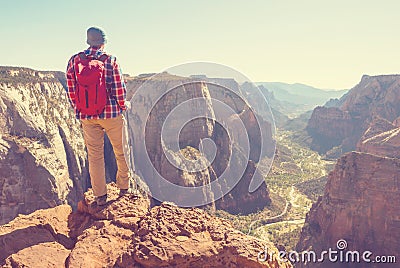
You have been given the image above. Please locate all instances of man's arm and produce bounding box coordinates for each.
[110,57,127,110]
[65,55,77,108]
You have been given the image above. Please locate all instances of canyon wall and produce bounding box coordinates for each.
[125,74,274,214]
[297,121,400,267]
[0,67,88,224]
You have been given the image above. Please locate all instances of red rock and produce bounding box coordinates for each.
[0,205,73,267]
[124,202,290,268]
[307,106,358,154]
[76,182,150,221]
[296,152,400,268]
[67,220,136,268]
[357,119,400,158]
[394,117,400,127]
[1,183,291,268]
[307,75,400,155]
[2,242,70,268]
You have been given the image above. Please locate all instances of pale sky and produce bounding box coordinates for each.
[1,0,400,89]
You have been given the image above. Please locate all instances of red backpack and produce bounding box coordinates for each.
[74,52,109,115]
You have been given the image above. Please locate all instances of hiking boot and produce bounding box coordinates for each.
[119,188,140,198]
[94,194,107,206]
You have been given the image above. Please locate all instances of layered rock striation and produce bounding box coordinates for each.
[357,118,400,159]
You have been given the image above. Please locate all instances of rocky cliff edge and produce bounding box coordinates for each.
[0,183,292,268]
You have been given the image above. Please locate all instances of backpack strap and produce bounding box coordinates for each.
[77,51,108,62]
[98,54,109,62]
[78,52,87,60]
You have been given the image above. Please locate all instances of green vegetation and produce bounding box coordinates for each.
[255,221,304,251]
[215,129,332,251]
[296,176,328,201]
[266,129,333,196]
[214,191,287,234]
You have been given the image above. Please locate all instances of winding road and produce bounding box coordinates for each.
[247,186,302,234]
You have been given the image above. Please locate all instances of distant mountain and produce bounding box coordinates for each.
[255,85,309,119]
[256,82,348,113]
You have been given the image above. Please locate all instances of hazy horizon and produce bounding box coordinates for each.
[1,0,400,90]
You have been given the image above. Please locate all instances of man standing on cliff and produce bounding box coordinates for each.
[66,27,135,206]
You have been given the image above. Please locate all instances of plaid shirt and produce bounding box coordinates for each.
[66,47,126,119]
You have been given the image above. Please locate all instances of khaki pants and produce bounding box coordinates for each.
[81,114,130,197]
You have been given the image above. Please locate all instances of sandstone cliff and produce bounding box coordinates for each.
[125,73,274,214]
[307,74,400,155]
[296,149,400,267]
[0,67,88,224]
[0,183,292,268]
[357,118,400,159]
[297,107,400,267]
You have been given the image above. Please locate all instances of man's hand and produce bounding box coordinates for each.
[125,100,131,110]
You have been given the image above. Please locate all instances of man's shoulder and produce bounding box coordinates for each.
[102,52,116,61]
[92,51,116,63]
[68,51,84,62]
